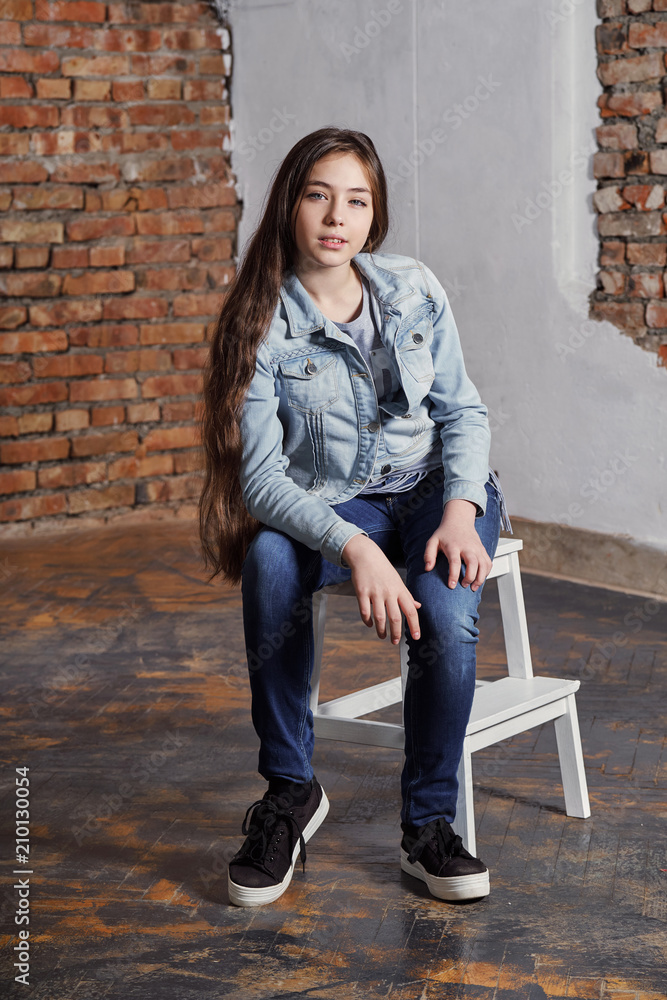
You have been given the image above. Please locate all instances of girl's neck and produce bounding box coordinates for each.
[295,261,364,325]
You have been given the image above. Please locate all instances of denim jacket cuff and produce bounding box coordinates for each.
[442,479,488,518]
[322,522,370,568]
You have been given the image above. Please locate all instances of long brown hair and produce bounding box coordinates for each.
[198,127,389,586]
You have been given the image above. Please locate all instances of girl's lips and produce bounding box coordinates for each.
[318,237,347,248]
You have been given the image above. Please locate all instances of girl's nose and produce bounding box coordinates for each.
[324,203,343,225]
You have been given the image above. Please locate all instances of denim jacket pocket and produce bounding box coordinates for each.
[279,353,340,414]
[397,315,435,385]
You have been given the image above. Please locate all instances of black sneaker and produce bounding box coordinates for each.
[400,817,489,901]
[228,778,329,907]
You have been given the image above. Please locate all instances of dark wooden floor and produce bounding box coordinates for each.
[0,519,666,1000]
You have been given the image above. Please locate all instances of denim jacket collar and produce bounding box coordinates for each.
[279,253,419,339]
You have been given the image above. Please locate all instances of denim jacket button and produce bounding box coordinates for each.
[368,421,379,432]
[305,360,318,375]
[381,464,391,475]
[411,331,424,344]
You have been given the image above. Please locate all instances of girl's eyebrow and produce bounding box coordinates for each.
[305,180,371,194]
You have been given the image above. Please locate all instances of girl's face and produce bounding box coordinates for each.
[291,152,374,276]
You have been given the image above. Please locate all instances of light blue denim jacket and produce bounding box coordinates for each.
[239,252,492,567]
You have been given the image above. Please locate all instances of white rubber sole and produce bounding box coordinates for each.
[400,848,490,901]
[228,789,330,907]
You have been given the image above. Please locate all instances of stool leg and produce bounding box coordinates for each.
[496,551,533,679]
[452,743,476,857]
[310,591,328,716]
[554,693,591,818]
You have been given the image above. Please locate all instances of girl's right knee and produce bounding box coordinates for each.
[242,527,301,588]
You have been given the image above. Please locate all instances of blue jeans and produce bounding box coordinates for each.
[240,468,501,827]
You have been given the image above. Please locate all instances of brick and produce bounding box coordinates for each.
[203,208,236,233]
[0,48,59,73]
[66,216,135,241]
[624,150,650,174]
[51,162,120,185]
[0,1,33,19]
[133,187,169,211]
[73,323,138,348]
[110,2,204,23]
[126,401,160,423]
[136,473,199,503]
[594,153,626,178]
[162,400,194,421]
[596,123,638,151]
[111,79,144,101]
[623,184,665,210]
[163,27,212,50]
[596,22,628,56]
[199,106,229,126]
[102,297,169,321]
[33,353,103,378]
[0,246,13,267]
[36,78,72,100]
[35,0,106,20]
[90,245,125,267]
[598,53,664,86]
[0,493,67,522]
[0,359,31,383]
[68,482,135,514]
[138,349,171,371]
[55,409,89,432]
[17,412,52,434]
[627,242,667,265]
[0,469,36,495]
[91,405,124,426]
[94,26,161,51]
[173,294,222,318]
[649,150,667,174]
[138,267,207,292]
[598,270,626,295]
[191,237,232,261]
[628,0,651,10]
[590,299,645,328]
[0,163,47,184]
[61,106,129,129]
[0,272,62,297]
[0,415,19,436]
[200,53,226,75]
[0,330,67,354]
[62,270,135,296]
[601,92,662,118]
[130,53,196,76]
[15,247,50,269]
[0,17,21,40]
[38,460,105,488]
[54,242,91,267]
[69,377,138,402]
[126,239,190,264]
[104,350,138,373]
[109,453,173,480]
[135,211,204,236]
[0,105,59,128]
[24,22,94,46]
[70,429,138,458]
[0,381,68,406]
[72,78,111,102]
[12,186,84,210]
[174,347,209,371]
[183,80,222,102]
[0,134,29,155]
[646,299,667,325]
[628,22,667,48]
[168,183,236,210]
[62,54,130,76]
[597,211,664,237]
[141,373,202,398]
[173,449,202,474]
[0,306,27,330]
[146,78,181,100]
[629,272,664,297]
[139,322,205,346]
[127,104,196,128]
[0,76,33,98]
[597,192,631,222]
[107,132,169,155]
[1,437,69,464]
[143,425,198,451]
[29,299,102,326]
[122,158,195,184]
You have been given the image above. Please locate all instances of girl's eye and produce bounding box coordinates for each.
[307,191,326,200]
[351,199,367,207]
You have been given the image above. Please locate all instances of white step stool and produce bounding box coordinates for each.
[310,537,590,856]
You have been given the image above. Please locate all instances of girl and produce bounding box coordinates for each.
[199,127,510,908]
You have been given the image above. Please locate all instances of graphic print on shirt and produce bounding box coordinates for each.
[368,344,401,403]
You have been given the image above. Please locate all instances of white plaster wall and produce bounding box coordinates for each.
[229,0,667,550]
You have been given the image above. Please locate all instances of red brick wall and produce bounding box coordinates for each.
[593,0,667,367]
[0,0,236,533]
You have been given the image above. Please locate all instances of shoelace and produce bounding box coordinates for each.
[406,816,463,866]
[240,797,308,872]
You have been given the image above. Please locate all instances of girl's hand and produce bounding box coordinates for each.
[341,534,421,644]
[424,499,491,591]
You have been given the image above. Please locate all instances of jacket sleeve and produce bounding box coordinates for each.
[418,261,491,516]
[238,339,369,567]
